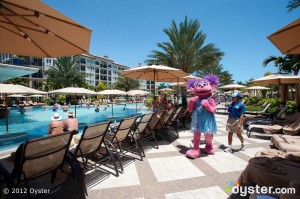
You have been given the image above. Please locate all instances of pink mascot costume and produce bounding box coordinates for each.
[186,75,219,159]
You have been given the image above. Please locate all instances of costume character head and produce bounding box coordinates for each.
[187,75,219,99]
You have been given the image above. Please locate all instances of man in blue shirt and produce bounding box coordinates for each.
[224,93,245,153]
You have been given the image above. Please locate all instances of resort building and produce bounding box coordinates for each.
[0,53,148,91]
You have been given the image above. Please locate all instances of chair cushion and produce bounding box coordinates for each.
[271,134,300,152]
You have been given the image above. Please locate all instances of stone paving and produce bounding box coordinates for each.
[86,114,273,199]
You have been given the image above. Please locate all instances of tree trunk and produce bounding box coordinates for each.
[181,87,187,108]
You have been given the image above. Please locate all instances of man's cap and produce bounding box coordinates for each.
[68,111,74,117]
[51,113,62,121]
[231,93,242,98]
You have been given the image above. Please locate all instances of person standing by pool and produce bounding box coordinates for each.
[64,111,78,134]
[224,93,245,153]
[152,96,158,112]
[48,113,64,135]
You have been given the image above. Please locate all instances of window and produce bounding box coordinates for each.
[108,77,111,81]
[46,59,51,64]
[81,65,85,71]
[108,71,111,75]
[108,65,111,68]
[95,61,99,65]
[80,58,86,64]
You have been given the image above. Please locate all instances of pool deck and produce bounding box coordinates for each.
[86,113,273,199]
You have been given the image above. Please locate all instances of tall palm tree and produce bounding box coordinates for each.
[195,64,232,86]
[146,16,224,107]
[287,0,300,12]
[113,76,140,92]
[45,56,86,89]
[263,55,300,75]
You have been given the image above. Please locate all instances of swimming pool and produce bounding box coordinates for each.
[0,103,151,151]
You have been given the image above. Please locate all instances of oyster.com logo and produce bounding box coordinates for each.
[225,181,239,192]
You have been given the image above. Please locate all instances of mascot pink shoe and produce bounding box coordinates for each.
[185,75,219,159]
[186,133,201,158]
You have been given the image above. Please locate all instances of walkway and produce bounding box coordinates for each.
[87,114,272,199]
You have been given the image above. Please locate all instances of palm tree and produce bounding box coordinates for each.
[45,56,86,89]
[195,64,232,86]
[95,82,110,92]
[113,76,140,92]
[263,55,300,75]
[287,0,300,12]
[146,16,224,107]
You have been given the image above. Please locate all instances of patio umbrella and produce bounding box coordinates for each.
[7,94,26,98]
[159,88,174,93]
[97,89,127,117]
[251,74,300,110]
[169,82,186,87]
[126,90,150,112]
[246,86,271,97]
[219,84,247,90]
[0,83,40,137]
[122,65,187,96]
[0,0,92,57]
[49,87,97,117]
[28,94,45,97]
[267,18,300,54]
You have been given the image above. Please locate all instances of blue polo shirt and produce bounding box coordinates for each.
[228,101,245,118]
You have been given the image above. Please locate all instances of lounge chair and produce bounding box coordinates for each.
[70,121,123,177]
[246,112,300,138]
[238,155,300,198]
[154,109,177,142]
[244,106,288,129]
[163,108,182,138]
[244,103,271,116]
[0,132,75,198]
[132,113,155,157]
[104,117,141,168]
[271,134,300,153]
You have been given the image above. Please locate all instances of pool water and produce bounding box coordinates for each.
[0,103,151,151]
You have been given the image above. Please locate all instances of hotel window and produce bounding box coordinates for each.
[95,61,99,65]
[80,58,86,64]
[81,65,85,71]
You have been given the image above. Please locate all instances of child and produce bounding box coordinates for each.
[224,93,245,153]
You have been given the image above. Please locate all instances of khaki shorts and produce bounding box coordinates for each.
[226,118,243,134]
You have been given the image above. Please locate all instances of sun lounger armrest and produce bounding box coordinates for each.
[103,138,117,151]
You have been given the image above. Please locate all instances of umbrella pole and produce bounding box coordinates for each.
[5,93,8,136]
[74,94,77,117]
[136,96,137,112]
[154,70,156,112]
[177,77,179,106]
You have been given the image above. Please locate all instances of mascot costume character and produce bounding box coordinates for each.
[186,75,219,159]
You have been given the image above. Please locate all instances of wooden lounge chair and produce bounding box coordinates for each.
[70,121,123,176]
[0,132,74,198]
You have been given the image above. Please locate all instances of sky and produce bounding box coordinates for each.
[43,0,299,83]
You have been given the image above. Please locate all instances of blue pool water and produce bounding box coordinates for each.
[0,104,151,151]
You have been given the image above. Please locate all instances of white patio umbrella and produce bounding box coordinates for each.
[28,94,45,97]
[49,87,97,117]
[127,90,150,112]
[169,82,186,87]
[98,89,127,117]
[7,94,26,98]
[159,88,175,92]
[251,74,300,110]
[246,86,271,97]
[219,84,247,90]
[0,83,42,137]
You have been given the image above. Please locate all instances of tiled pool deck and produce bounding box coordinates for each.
[86,113,273,199]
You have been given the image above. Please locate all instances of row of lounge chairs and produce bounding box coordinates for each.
[0,107,191,198]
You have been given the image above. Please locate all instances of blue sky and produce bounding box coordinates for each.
[44,0,299,83]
